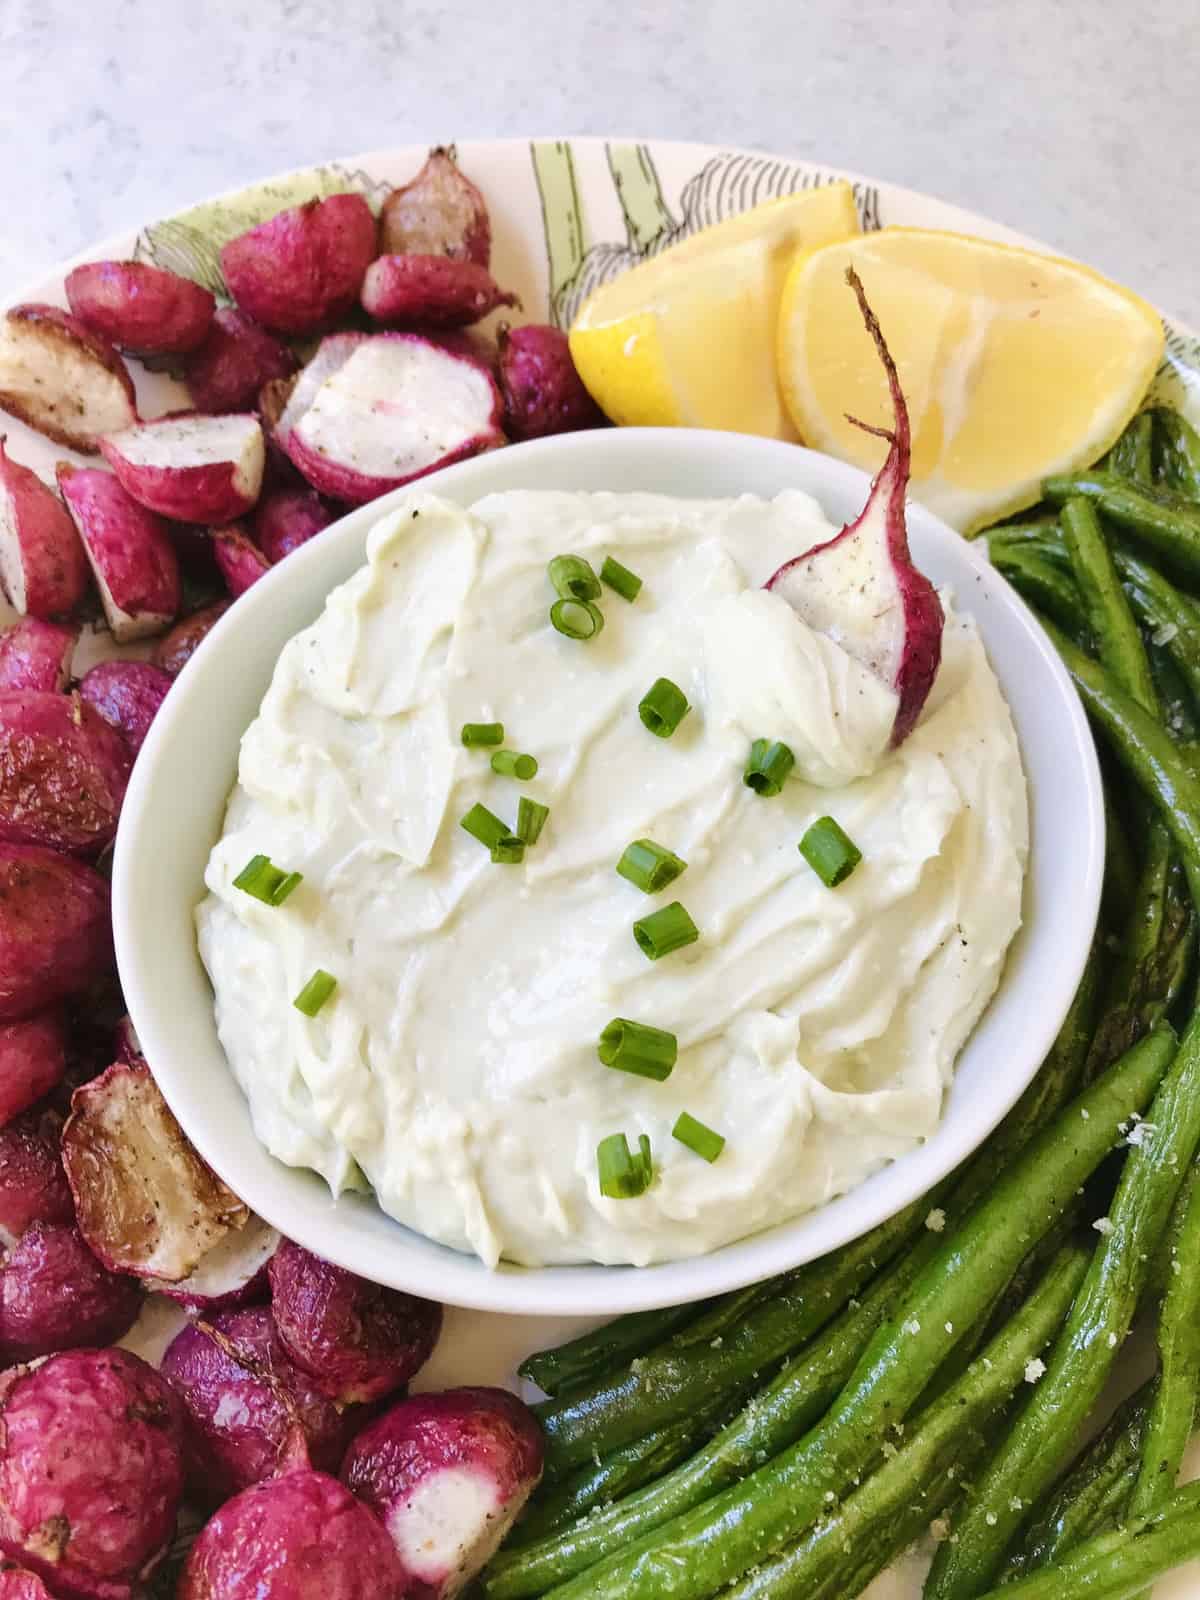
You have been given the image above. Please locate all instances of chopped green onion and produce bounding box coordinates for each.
[799,816,863,887]
[598,1018,678,1081]
[548,554,602,602]
[490,838,526,865]
[616,838,687,894]
[638,677,690,738]
[461,722,504,748]
[517,797,550,846]
[672,1111,725,1163]
[600,555,643,602]
[491,750,539,781]
[293,969,337,1017]
[633,901,699,961]
[550,597,605,640]
[597,1132,653,1199]
[744,738,796,798]
[233,854,304,906]
[460,803,521,856]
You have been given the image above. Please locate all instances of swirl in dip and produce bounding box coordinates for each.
[198,489,1028,1268]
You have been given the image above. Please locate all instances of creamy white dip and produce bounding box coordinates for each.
[198,489,1028,1268]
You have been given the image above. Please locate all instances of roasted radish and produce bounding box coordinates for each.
[0,1109,74,1247]
[278,332,504,504]
[361,255,517,328]
[380,149,491,266]
[0,441,89,619]
[0,1564,54,1600]
[0,305,137,453]
[0,1349,186,1600]
[152,599,230,675]
[0,1016,66,1128]
[0,690,131,855]
[0,845,113,1021]
[77,660,173,754]
[62,1059,248,1281]
[253,488,333,564]
[184,309,297,414]
[221,195,377,336]
[269,1238,442,1403]
[766,269,943,746]
[112,1014,142,1064]
[65,261,215,354]
[154,1212,279,1313]
[99,413,265,524]
[0,1220,142,1359]
[212,525,270,597]
[342,1388,543,1599]
[57,464,181,642]
[162,1305,357,1500]
[180,1470,408,1600]
[0,620,77,694]
[497,323,605,441]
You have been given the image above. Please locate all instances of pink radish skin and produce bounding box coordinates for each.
[0,845,113,1021]
[185,309,297,414]
[65,262,215,355]
[497,324,606,441]
[253,488,333,564]
[161,1305,356,1501]
[112,1014,142,1064]
[152,1212,279,1313]
[361,256,517,328]
[99,414,265,524]
[342,1388,543,1600]
[77,661,173,755]
[0,690,131,855]
[212,525,270,597]
[0,1564,55,1600]
[57,465,181,643]
[269,1239,442,1404]
[279,333,504,506]
[0,1016,67,1127]
[0,441,89,619]
[62,1059,248,1281]
[0,306,137,454]
[0,621,77,694]
[152,599,230,676]
[180,1470,409,1600]
[0,1108,74,1247]
[221,195,378,336]
[0,1220,142,1360]
[765,269,943,747]
[0,1349,186,1600]
[381,149,491,267]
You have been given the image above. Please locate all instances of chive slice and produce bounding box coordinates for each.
[461,803,522,859]
[490,838,526,865]
[598,1018,678,1081]
[601,555,643,602]
[233,854,304,906]
[548,554,602,601]
[673,1111,725,1163]
[550,597,604,640]
[744,738,796,798]
[462,722,504,748]
[491,750,539,781]
[638,677,690,738]
[517,797,549,846]
[597,1132,654,1199]
[293,969,337,1017]
[616,838,687,895]
[799,816,863,887]
[633,901,699,961]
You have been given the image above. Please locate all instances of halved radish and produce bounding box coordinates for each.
[0,844,113,1021]
[0,690,132,855]
[0,439,89,619]
[380,149,491,266]
[0,1013,67,1126]
[62,1059,249,1281]
[77,660,173,754]
[361,255,517,327]
[151,1213,280,1314]
[57,464,181,642]
[65,261,215,355]
[279,333,504,505]
[220,194,377,336]
[0,619,77,693]
[212,525,270,597]
[766,268,943,746]
[253,488,333,564]
[0,304,137,452]
[100,414,265,523]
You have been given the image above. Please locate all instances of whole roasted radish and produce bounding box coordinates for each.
[152,600,230,676]
[0,691,131,855]
[0,442,89,619]
[184,309,296,415]
[0,621,77,694]
[0,305,137,452]
[0,1220,143,1360]
[58,465,181,643]
[0,1016,66,1128]
[212,525,270,597]
[0,844,113,1021]
[497,324,605,441]
[65,261,215,355]
[0,1108,73,1246]
[361,256,516,328]
[221,195,377,336]
[253,488,333,564]
[77,661,173,756]
[380,149,491,266]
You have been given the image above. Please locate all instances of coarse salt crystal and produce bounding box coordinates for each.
[906,1319,921,1335]
[1093,1217,1114,1236]
[1153,622,1179,646]
[925,1208,947,1233]
[985,1512,998,1527]
[1024,1358,1046,1383]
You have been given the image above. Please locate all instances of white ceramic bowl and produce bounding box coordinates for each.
[113,428,1104,1318]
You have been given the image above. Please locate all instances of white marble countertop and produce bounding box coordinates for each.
[1,0,1196,325]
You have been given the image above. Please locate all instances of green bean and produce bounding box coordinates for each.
[1061,497,1158,711]
[1116,547,1200,708]
[520,1306,704,1397]
[1102,783,1139,924]
[974,512,1061,541]
[718,1244,1091,1600]
[1149,642,1200,741]
[1107,411,1155,485]
[1085,825,1177,1078]
[1043,471,1200,585]
[973,1479,1200,1600]
[924,1016,1200,1600]
[1154,406,1200,502]
[528,1031,1175,1600]
[989,543,1089,635]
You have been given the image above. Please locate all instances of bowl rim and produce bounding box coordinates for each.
[113,427,1105,1316]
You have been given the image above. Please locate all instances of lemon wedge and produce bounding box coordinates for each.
[776,228,1165,533]
[568,184,861,439]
